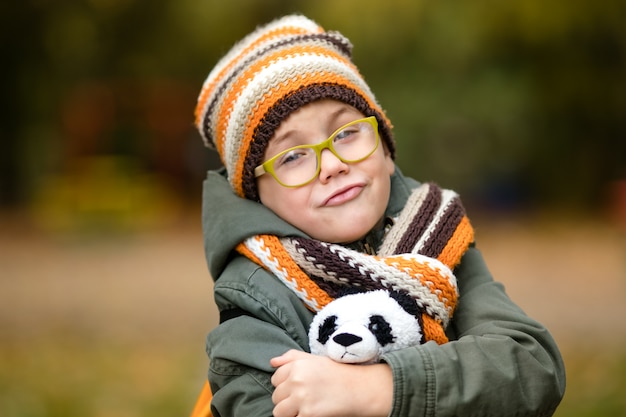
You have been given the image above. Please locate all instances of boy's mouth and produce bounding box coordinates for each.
[322,184,364,207]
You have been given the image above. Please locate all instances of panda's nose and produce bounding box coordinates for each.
[333,333,362,347]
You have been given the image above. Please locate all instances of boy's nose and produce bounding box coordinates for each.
[318,149,349,182]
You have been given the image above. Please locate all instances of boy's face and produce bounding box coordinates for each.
[257,99,395,243]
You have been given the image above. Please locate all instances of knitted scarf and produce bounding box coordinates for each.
[236,182,475,344]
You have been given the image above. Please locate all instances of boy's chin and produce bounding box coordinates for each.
[310,220,378,244]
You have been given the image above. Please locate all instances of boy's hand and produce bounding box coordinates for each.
[270,349,393,417]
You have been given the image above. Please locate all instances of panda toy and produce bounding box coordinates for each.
[308,289,426,364]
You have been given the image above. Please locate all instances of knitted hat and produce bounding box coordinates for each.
[195,15,395,201]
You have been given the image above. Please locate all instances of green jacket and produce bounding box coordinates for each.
[201,167,566,417]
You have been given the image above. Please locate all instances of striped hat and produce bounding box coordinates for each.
[195,15,395,200]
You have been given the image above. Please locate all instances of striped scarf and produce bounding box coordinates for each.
[236,183,475,343]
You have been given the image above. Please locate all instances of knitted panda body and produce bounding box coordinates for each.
[308,290,425,364]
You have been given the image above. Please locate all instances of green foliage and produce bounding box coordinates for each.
[2,0,624,211]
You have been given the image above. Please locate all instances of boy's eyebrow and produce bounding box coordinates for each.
[269,129,299,150]
[269,105,360,149]
[328,106,356,124]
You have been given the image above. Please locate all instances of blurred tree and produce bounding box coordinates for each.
[1,0,624,217]
[472,0,626,210]
[0,2,49,206]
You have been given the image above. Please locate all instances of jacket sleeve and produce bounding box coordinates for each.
[205,256,314,417]
[381,246,566,417]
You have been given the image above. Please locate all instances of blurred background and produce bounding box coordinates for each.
[1,0,625,416]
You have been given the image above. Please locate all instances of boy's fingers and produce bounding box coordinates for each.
[270,349,306,367]
[270,365,286,388]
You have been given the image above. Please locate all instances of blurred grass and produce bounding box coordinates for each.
[0,333,207,417]
[1,335,626,416]
[556,349,626,417]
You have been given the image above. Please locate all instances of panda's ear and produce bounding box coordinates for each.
[389,290,427,344]
[388,290,422,319]
[337,286,367,298]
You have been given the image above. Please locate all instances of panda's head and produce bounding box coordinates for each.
[308,289,425,364]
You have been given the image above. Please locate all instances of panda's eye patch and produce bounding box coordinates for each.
[318,315,338,344]
[368,315,394,346]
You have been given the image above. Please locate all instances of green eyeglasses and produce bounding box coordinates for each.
[254,116,380,188]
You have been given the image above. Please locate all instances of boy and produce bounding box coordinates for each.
[192,15,565,417]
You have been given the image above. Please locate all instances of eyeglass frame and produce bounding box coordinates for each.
[253,116,380,188]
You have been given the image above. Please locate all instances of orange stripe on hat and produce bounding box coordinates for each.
[195,25,322,130]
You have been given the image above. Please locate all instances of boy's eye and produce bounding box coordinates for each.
[334,126,360,142]
[276,148,309,167]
